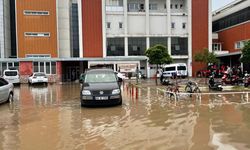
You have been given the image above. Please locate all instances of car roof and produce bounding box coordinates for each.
[163,63,187,68]
[86,68,114,74]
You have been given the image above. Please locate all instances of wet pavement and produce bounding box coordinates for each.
[0,82,250,150]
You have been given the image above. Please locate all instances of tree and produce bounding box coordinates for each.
[194,48,219,65]
[145,44,173,84]
[240,41,250,64]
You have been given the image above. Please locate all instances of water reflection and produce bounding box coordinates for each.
[0,83,249,149]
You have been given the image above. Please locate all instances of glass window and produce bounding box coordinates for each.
[107,22,111,29]
[40,62,44,72]
[2,63,7,71]
[182,23,186,29]
[34,62,39,72]
[150,37,168,48]
[46,62,50,74]
[107,38,125,56]
[0,78,8,86]
[171,37,188,55]
[149,4,157,10]
[51,62,56,74]
[171,22,175,29]
[85,72,117,83]
[119,22,123,29]
[128,37,146,56]
[164,67,176,71]
[177,66,186,70]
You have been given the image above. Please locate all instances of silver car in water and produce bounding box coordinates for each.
[0,77,14,104]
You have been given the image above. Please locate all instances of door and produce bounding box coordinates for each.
[0,78,9,102]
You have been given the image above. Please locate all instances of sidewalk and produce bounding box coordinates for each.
[125,78,250,92]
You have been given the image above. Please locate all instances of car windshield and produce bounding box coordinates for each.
[164,67,176,71]
[85,72,117,83]
[34,73,46,77]
[177,66,186,70]
[5,71,18,76]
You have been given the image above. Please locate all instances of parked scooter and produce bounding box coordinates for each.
[161,78,173,86]
[209,75,223,91]
[243,72,250,87]
[221,73,241,85]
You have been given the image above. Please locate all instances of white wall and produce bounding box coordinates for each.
[106,14,124,36]
[128,14,146,35]
[4,0,11,58]
[0,0,4,58]
[58,0,71,58]
[171,15,188,35]
[149,15,167,35]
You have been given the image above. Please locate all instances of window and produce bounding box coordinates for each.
[170,4,173,9]
[128,3,139,11]
[107,38,125,56]
[182,23,186,29]
[0,78,8,87]
[171,22,175,29]
[33,62,56,74]
[140,4,144,11]
[26,54,51,58]
[212,43,222,51]
[213,7,250,32]
[128,37,146,56]
[24,10,49,15]
[119,22,123,29]
[171,37,188,55]
[180,4,183,9]
[107,22,111,29]
[164,4,167,9]
[25,32,50,37]
[235,40,248,49]
[175,4,178,9]
[150,37,168,48]
[149,4,157,10]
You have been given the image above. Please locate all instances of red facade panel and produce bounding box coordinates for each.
[217,22,250,53]
[82,0,103,57]
[192,0,209,76]
[19,62,33,75]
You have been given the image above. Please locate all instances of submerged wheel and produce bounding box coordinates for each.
[8,93,13,103]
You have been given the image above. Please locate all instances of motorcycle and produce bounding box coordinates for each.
[221,73,241,85]
[161,78,173,86]
[243,72,250,87]
[209,76,223,91]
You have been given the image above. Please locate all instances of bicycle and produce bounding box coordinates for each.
[166,84,180,101]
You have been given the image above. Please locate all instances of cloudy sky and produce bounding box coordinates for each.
[212,0,235,11]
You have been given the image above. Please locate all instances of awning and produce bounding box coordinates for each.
[217,51,242,57]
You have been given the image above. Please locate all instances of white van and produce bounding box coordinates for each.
[3,69,20,84]
[162,63,188,78]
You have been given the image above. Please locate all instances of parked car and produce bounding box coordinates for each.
[162,63,188,78]
[80,69,122,106]
[0,77,14,104]
[3,69,20,84]
[28,72,48,85]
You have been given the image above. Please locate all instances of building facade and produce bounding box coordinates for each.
[212,0,250,71]
[0,0,211,82]
[0,0,12,75]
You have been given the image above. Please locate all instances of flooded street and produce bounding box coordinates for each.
[0,83,250,150]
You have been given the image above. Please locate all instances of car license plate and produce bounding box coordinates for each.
[96,97,108,100]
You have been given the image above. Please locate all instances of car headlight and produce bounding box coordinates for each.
[112,89,120,95]
[82,90,91,95]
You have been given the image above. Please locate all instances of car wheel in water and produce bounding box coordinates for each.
[8,93,13,103]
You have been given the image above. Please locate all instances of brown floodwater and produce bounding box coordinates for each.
[0,82,250,150]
